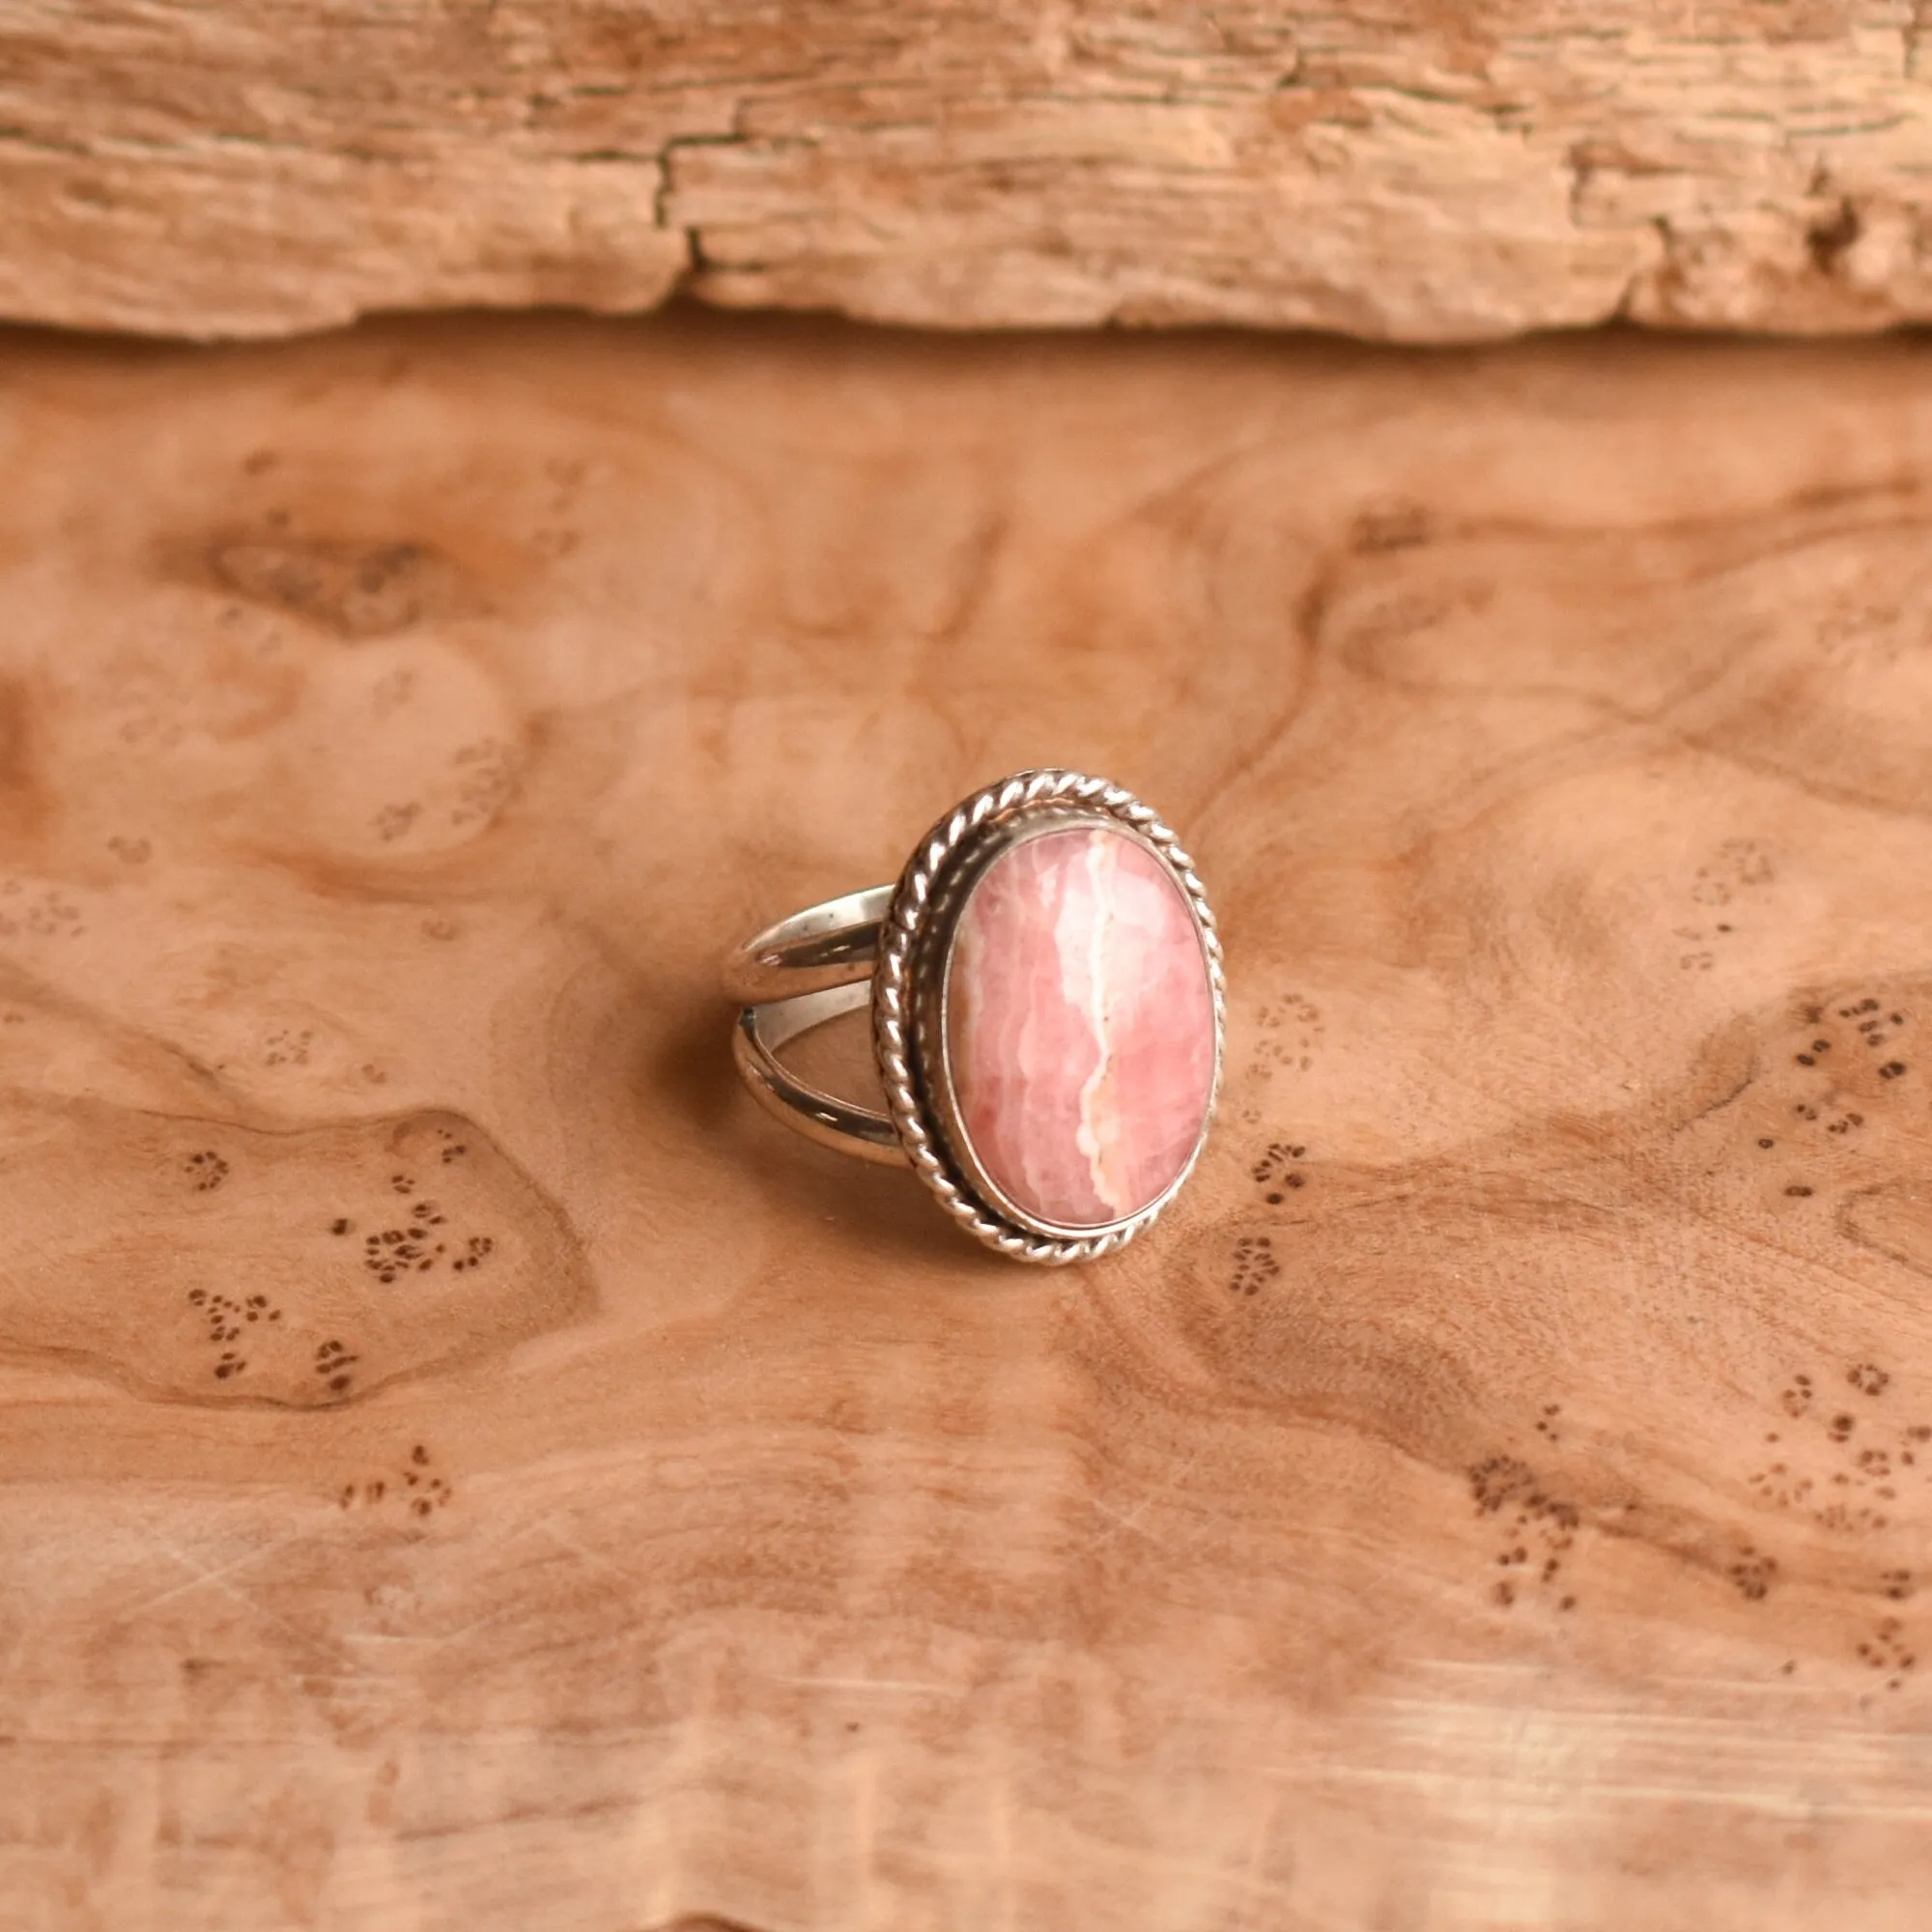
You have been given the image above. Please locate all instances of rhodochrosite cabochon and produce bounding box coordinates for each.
[942,822,1218,1232]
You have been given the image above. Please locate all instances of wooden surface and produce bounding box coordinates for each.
[8,3,1932,341]
[4,314,1932,1930]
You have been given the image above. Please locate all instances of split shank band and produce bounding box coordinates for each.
[722,884,907,1166]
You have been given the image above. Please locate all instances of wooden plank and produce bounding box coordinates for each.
[2,314,1932,1928]
[5,4,1932,340]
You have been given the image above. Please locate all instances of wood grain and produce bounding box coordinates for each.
[5,314,1932,1929]
[8,3,1932,341]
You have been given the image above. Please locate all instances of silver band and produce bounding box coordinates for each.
[724,887,908,1164]
[730,979,906,1166]
[720,885,891,1006]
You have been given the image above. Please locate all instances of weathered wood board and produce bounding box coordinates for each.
[7,2,1932,341]
[3,315,1932,1929]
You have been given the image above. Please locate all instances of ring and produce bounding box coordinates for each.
[723,770,1225,1264]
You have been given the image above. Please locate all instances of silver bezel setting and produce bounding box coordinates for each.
[871,769,1226,1264]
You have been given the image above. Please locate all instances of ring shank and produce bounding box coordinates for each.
[725,889,906,1165]
[721,885,893,1005]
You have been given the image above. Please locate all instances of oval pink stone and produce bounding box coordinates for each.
[943,823,1217,1230]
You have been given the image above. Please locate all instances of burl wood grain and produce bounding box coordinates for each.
[7,2,1932,342]
[4,315,1932,1930]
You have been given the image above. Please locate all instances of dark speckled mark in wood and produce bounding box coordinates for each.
[1747,1361,1932,1538]
[1470,1452,1583,1612]
[1252,1141,1310,1206]
[1229,1234,1279,1296]
[185,1150,229,1192]
[1854,1618,1917,1692]
[1727,1548,1776,1602]
[339,1440,455,1520]
[0,1095,593,1407]
[180,531,484,639]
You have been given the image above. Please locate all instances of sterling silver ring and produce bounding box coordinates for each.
[722,770,1225,1264]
